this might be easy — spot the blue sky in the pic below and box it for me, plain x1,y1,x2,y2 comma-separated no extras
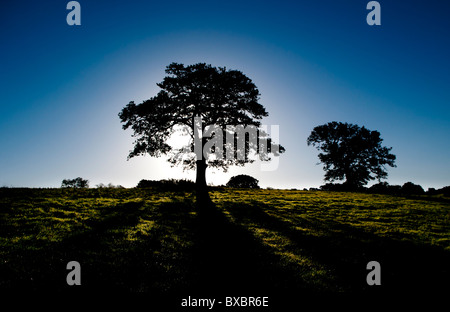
0,0,449,189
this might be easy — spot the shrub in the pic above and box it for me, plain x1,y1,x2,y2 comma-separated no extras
368,182,402,195
439,186,450,196
427,186,450,196
226,175,260,189
136,179,195,191
320,183,367,192
96,183,125,189
401,182,425,195
61,177,89,188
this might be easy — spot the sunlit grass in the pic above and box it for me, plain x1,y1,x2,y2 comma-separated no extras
0,187,448,292
213,189,450,250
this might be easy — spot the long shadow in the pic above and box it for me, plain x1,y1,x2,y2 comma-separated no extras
222,202,450,296
4,193,448,304
58,199,200,294
1,200,151,291
184,201,317,301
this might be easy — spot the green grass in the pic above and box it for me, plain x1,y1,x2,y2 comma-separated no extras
0,187,449,296
215,189,450,250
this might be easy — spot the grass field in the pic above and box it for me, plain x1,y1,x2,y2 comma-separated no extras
1,187,449,300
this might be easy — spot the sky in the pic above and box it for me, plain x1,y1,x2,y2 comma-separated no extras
0,0,449,190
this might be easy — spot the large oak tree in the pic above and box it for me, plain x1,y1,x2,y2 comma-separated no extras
119,63,283,205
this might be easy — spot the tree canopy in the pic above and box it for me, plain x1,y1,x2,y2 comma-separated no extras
307,121,396,189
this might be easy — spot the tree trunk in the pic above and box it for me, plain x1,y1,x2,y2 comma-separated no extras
195,159,212,210
344,171,360,191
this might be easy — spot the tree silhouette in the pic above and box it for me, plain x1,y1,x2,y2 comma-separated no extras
119,63,283,205
401,182,425,195
307,122,396,190
226,174,260,189
61,177,89,188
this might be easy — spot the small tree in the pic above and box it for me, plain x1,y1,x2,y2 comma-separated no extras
226,174,260,189
61,177,89,188
307,122,396,190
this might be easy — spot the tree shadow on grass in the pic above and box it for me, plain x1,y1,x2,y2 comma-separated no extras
58,199,200,294
2,199,197,293
185,202,317,301
1,200,150,291
220,201,450,296
3,194,448,304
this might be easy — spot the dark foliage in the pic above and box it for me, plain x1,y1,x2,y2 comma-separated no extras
320,182,366,192
61,177,89,188
367,182,450,197
427,186,450,196
226,174,260,189
401,182,425,195
307,122,396,190
136,179,196,191
368,182,402,195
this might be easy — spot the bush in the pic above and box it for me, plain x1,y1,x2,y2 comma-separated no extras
369,181,389,193
439,186,450,196
226,175,260,189
368,182,401,195
320,183,366,192
401,182,425,195
136,179,195,191
96,183,125,189
427,186,450,196
61,177,89,188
